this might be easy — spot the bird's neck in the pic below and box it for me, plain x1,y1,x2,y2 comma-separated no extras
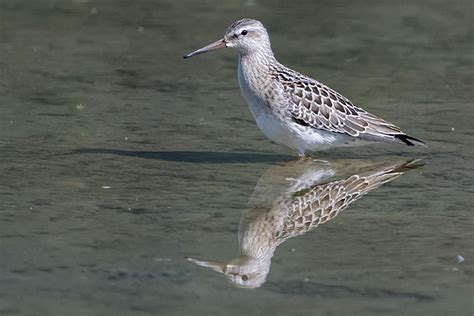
238,51,279,107
238,212,281,261
239,50,276,75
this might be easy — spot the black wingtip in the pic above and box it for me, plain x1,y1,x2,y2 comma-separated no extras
394,134,427,147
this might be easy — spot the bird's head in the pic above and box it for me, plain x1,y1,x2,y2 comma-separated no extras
183,18,272,59
186,255,271,289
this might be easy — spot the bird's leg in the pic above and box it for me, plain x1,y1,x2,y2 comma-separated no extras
297,152,312,161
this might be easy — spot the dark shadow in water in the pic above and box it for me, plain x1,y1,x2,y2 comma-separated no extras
71,148,293,164
266,280,434,301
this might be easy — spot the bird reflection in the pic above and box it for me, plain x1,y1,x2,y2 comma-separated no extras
187,159,422,288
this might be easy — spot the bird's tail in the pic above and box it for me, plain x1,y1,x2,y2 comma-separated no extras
392,134,427,147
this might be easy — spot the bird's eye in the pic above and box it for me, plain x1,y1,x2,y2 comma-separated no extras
241,30,248,36
241,275,248,281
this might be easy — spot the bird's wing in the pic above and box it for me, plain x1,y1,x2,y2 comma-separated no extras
275,160,414,240
275,69,404,139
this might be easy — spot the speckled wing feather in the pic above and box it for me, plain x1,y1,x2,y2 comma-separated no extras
272,66,412,142
274,161,410,241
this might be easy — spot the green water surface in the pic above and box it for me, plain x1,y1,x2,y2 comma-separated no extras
0,1,473,315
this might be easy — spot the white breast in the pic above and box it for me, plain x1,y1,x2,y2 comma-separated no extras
238,59,295,145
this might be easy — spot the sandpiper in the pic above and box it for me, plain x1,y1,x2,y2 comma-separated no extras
184,18,425,156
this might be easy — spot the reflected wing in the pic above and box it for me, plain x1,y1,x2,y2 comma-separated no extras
274,160,415,240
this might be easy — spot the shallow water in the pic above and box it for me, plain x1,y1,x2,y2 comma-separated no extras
0,0,473,315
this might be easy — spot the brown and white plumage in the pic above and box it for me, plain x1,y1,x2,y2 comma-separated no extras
184,18,426,155
186,159,422,288
273,65,424,146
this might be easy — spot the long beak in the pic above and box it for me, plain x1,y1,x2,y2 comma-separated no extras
186,257,226,273
183,38,227,59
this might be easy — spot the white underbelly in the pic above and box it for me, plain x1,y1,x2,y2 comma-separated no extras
253,108,298,147
246,98,335,152
247,97,368,154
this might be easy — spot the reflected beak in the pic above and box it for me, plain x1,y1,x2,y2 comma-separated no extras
183,38,227,59
186,257,226,274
